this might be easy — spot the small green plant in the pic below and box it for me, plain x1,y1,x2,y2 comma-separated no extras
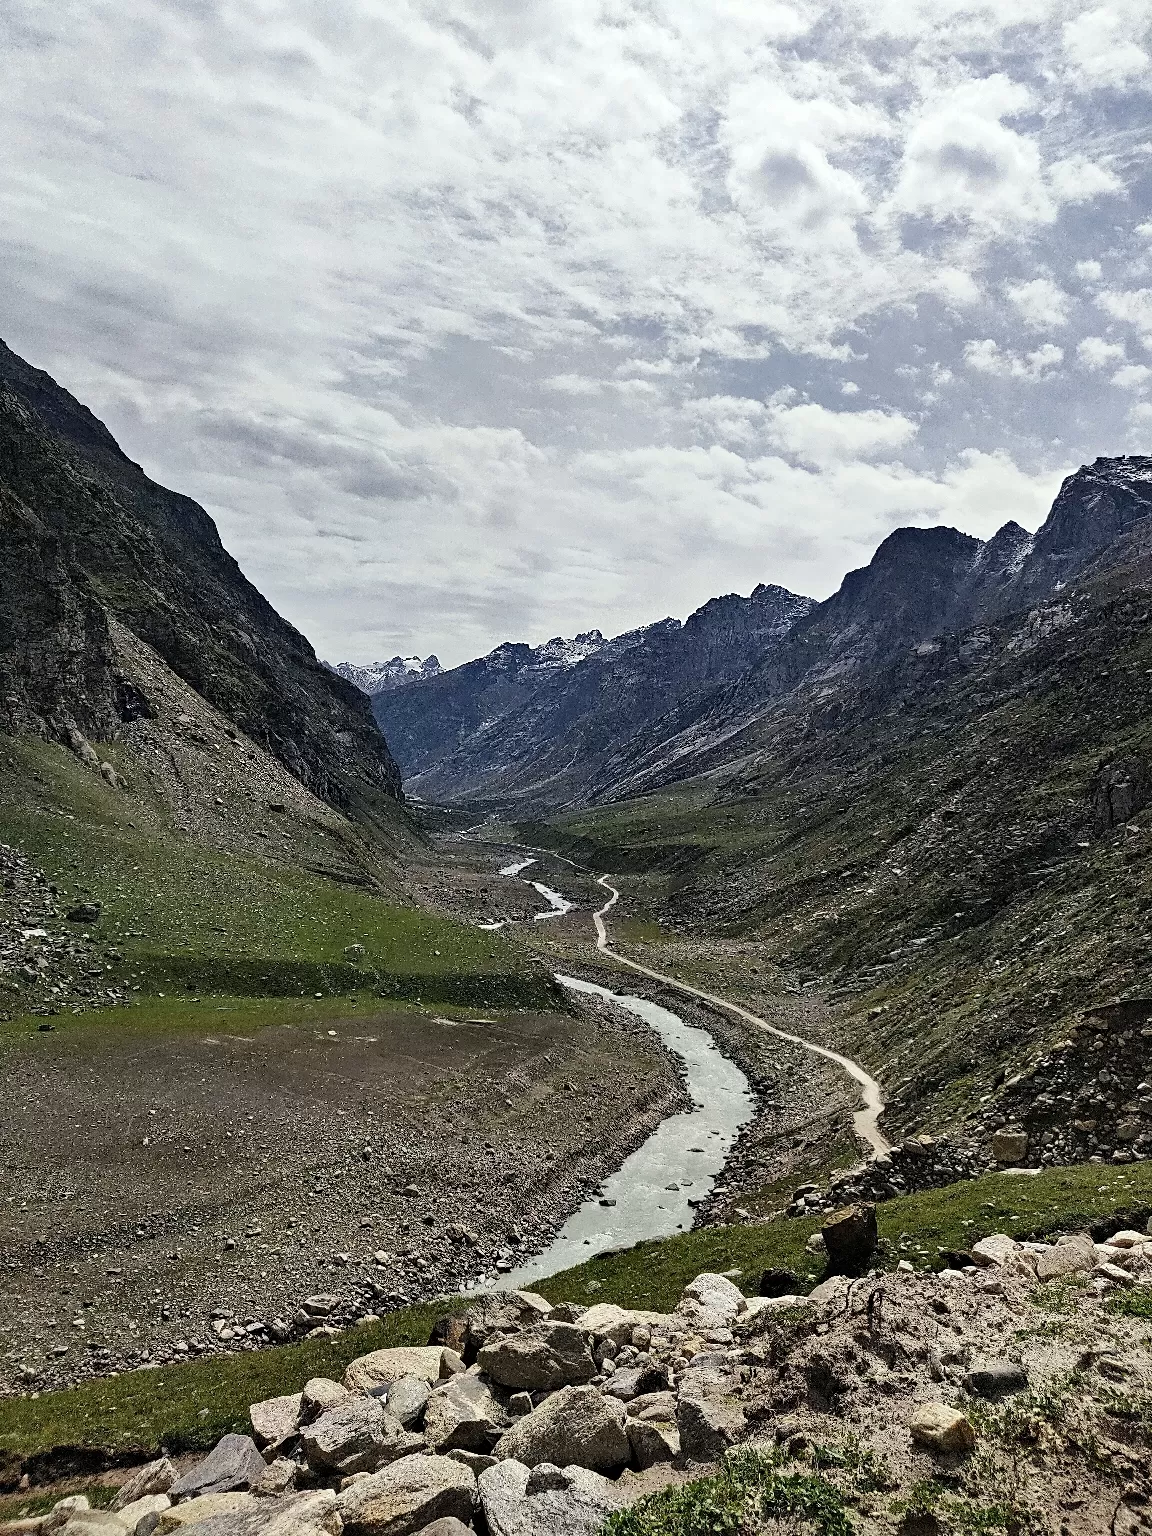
809,1434,898,1492
1106,1287,1152,1319
602,1448,856,1536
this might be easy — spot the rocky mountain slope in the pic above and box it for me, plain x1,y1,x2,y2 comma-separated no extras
330,656,443,695
376,588,814,807
381,457,1152,816
0,339,402,821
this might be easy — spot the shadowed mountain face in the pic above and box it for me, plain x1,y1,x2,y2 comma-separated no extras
0,340,402,817
375,456,1152,812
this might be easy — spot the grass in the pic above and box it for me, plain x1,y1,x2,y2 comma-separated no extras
0,738,555,1010
5,1161,1152,1473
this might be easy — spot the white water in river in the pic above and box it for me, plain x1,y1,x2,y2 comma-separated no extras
494,974,754,1290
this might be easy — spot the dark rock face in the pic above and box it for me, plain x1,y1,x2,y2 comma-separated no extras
0,341,402,815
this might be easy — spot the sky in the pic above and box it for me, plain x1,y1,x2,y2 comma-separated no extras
4,1,1152,667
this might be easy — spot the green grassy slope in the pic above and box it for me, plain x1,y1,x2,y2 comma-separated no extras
2,1163,1149,1474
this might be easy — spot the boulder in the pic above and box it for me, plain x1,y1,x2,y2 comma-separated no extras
575,1304,670,1345
821,1204,877,1275
626,1417,679,1469
909,1404,976,1454
478,1459,624,1536
991,1130,1029,1165
1036,1234,1095,1281
345,1346,450,1394
424,1374,508,1453
252,1460,299,1497
417,1522,474,1536
112,1460,177,1511
301,1378,350,1420
162,1491,341,1536
676,1274,745,1327
57,1517,127,1536
494,1385,630,1472
300,1396,423,1475
156,1495,258,1531
601,1362,670,1402
250,1392,303,1448
336,1453,476,1536
970,1235,1020,1268
964,1360,1029,1398
168,1435,267,1501
114,1495,170,1533
741,1295,806,1319
676,1396,745,1462
478,1322,596,1391
385,1375,431,1429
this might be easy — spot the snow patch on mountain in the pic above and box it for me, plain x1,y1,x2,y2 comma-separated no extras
329,655,442,695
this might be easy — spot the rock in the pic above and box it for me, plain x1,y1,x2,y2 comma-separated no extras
156,1495,258,1531
970,1234,1020,1268
344,1346,451,1394
56,1516,127,1536
66,902,102,923
478,1460,623,1536
161,1493,340,1536
676,1396,746,1462
250,1392,303,1447
385,1374,431,1429
168,1435,267,1501
416,1522,474,1536
677,1274,745,1327
494,1385,630,1472
1096,1260,1135,1286
575,1304,670,1345
336,1453,476,1536
302,1378,350,1420
445,1449,497,1474
300,1395,424,1475
252,1460,299,1497
909,1404,976,1454
114,1495,170,1533
741,1295,806,1319
758,1268,801,1298
626,1417,679,1469
478,1322,596,1391
113,1461,178,1511
511,1291,553,1321
1036,1234,1095,1281
821,1203,878,1275
424,1374,508,1453
991,1130,1029,1165
601,1361,670,1402
964,1360,1029,1398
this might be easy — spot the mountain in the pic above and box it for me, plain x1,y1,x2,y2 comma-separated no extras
329,655,443,695
0,338,402,818
373,586,814,806
382,456,1152,812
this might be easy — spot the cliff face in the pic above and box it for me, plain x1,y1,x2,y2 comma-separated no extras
0,341,402,817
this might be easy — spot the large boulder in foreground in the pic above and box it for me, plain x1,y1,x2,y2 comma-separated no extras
478,1458,626,1536
478,1321,596,1391
344,1346,451,1393
168,1435,267,1502
300,1396,423,1474
336,1454,476,1536
494,1385,630,1472
423,1373,509,1452
167,1491,342,1535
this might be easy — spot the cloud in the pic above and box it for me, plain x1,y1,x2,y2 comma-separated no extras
1063,4,1151,89
762,402,918,466
1097,288,1152,338
963,339,1064,379
1112,363,1152,391
1078,335,1127,368
1006,277,1071,329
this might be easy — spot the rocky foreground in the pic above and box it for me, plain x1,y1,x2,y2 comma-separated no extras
13,1208,1152,1535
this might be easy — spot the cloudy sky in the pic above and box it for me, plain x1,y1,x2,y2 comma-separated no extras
4,0,1152,666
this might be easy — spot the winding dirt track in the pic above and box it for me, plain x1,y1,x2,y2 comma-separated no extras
591,875,890,1159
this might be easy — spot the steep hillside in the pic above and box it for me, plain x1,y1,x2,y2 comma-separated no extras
378,585,813,807
0,340,402,821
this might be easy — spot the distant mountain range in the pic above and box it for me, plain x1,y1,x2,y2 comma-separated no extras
329,655,443,695
372,456,1152,811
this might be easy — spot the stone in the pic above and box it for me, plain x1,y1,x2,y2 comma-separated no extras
416,1522,474,1536
677,1274,745,1327
57,1517,127,1536
909,1404,976,1454
66,902,102,923
601,1361,671,1401
385,1374,431,1429
301,1395,424,1475
252,1460,298,1497
758,1268,801,1298
991,1130,1029,1165
821,1204,878,1275
970,1234,1019,1268
114,1495,170,1533
575,1304,670,1345
1036,1234,1095,1281
478,1322,596,1391
336,1453,476,1536
161,1492,341,1536
344,1346,451,1394
676,1396,746,1462
156,1495,258,1531
1096,1260,1135,1286
741,1295,806,1319
445,1449,497,1474
964,1360,1029,1398
495,1385,630,1472
478,1459,624,1536
424,1374,508,1453
250,1392,303,1447
511,1291,553,1321
302,1378,350,1420
626,1417,679,1469
113,1460,178,1511
168,1435,267,1502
